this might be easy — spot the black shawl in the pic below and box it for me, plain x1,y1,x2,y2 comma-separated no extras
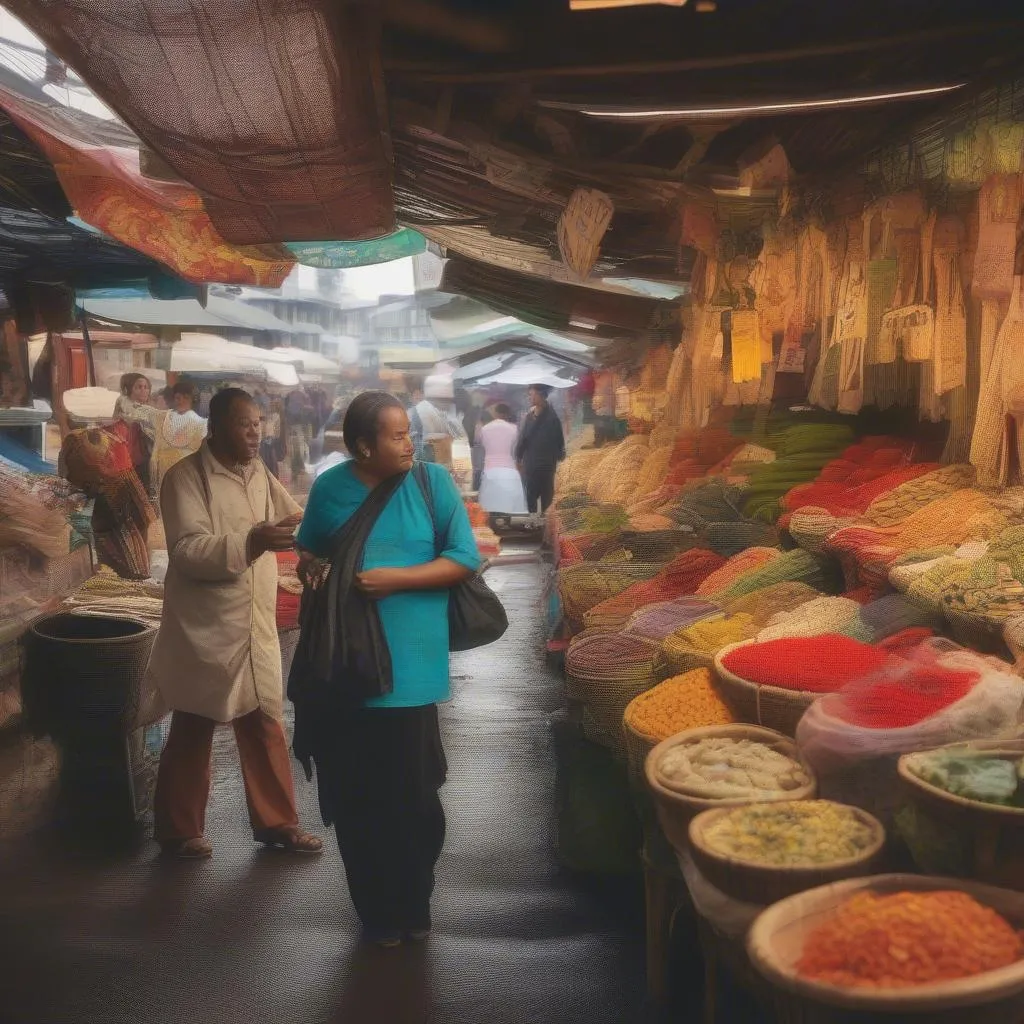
288,470,406,780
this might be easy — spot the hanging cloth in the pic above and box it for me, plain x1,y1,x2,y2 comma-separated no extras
973,174,1024,302
729,309,762,384
970,276,1024,486
932,214,968,397
831,222,869,414
689,303,727,429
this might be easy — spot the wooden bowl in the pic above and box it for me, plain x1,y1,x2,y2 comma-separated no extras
644,724,817,854
898,742,1024,825
898,741,1024,889
713,642,822,738
688,801,885,905
748,873,1024,1017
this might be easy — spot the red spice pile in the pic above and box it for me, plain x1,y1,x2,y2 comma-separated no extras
722,632,979,727
722,634,889,693
778,437,937,528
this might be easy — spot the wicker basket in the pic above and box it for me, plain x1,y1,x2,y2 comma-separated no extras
624,717,659,787
713,642,821,737
898,741,1024,890
644,724,817,854
23,613,156,736
688,802,885,906
748,873,1024,1023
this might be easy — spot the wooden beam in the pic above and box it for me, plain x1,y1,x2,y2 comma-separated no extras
383,20,1024,83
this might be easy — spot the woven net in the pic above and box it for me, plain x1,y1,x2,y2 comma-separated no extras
10,0,394,245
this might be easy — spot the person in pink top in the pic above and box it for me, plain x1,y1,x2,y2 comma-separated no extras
477,404,527,514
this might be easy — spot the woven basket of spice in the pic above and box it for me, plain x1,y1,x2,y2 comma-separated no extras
898,741,1024,890
644,724,816,853
748,874,1024,1022
713,642,823,737
622,668,734,786
688,800,885,906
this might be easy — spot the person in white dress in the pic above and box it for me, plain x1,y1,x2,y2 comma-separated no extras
478,404,527,515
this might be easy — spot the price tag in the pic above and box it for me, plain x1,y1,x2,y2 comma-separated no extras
777,342,806,374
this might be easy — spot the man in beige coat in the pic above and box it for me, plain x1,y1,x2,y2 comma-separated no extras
148,387,322,859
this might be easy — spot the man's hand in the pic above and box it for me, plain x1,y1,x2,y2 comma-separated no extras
248,522,297,560
297,550,330,589
355,568,408,600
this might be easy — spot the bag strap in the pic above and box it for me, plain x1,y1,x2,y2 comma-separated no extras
412,462,441,555
325,468,407,562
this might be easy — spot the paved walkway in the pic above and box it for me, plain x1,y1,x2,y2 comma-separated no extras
0,556,653,1024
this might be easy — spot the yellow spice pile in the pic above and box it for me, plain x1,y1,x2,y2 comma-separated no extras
624,668,734,742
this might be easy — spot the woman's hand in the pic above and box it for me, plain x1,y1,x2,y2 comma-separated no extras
355,567,409,599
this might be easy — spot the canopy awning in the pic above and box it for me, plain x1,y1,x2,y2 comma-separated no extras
167,333,300,386
456,350,580,389
81,295,308,336
271,347,341,375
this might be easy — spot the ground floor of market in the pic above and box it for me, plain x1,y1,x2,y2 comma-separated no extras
0,554,681,1024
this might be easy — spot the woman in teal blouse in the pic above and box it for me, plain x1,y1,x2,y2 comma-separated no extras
294,391,480,948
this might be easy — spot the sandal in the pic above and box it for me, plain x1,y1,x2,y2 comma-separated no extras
254,826,323,855
160,836,213,860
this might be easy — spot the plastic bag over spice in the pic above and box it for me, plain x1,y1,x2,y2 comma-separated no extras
796,638,1024,774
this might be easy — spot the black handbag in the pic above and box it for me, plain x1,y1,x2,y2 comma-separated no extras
412,463,509,652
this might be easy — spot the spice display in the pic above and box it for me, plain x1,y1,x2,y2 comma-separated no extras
907,749,1024,806
583,548,726,629
624,669,734,741
700,801,877,866
623,598,720,642
720,634,888,692
655,736,810,799
796,890,1023,988
861,464,977,527
755,596,861,641
714,548,839,603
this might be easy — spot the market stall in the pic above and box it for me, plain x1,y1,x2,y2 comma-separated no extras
533,78,1024,1018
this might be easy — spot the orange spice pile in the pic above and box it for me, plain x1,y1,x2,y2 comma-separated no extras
797,891,1023,989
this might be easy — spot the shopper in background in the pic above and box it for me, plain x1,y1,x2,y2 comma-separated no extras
405,375,427,461
113,371,157,495
292,390,481,948
154,379,207,496
465,403,489,492
148,387,323,860
515,383,565,514
479,404,527,515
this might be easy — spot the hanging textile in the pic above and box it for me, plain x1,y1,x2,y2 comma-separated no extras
753,221,798,348
8,0,394,246
931,215,968,397
689,304,728,429
0,86,293,287
972,174,1024,302
729,309,762,384
285,229,426,269
863,260,899,365
970,276,1024,487
812,221,867,414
